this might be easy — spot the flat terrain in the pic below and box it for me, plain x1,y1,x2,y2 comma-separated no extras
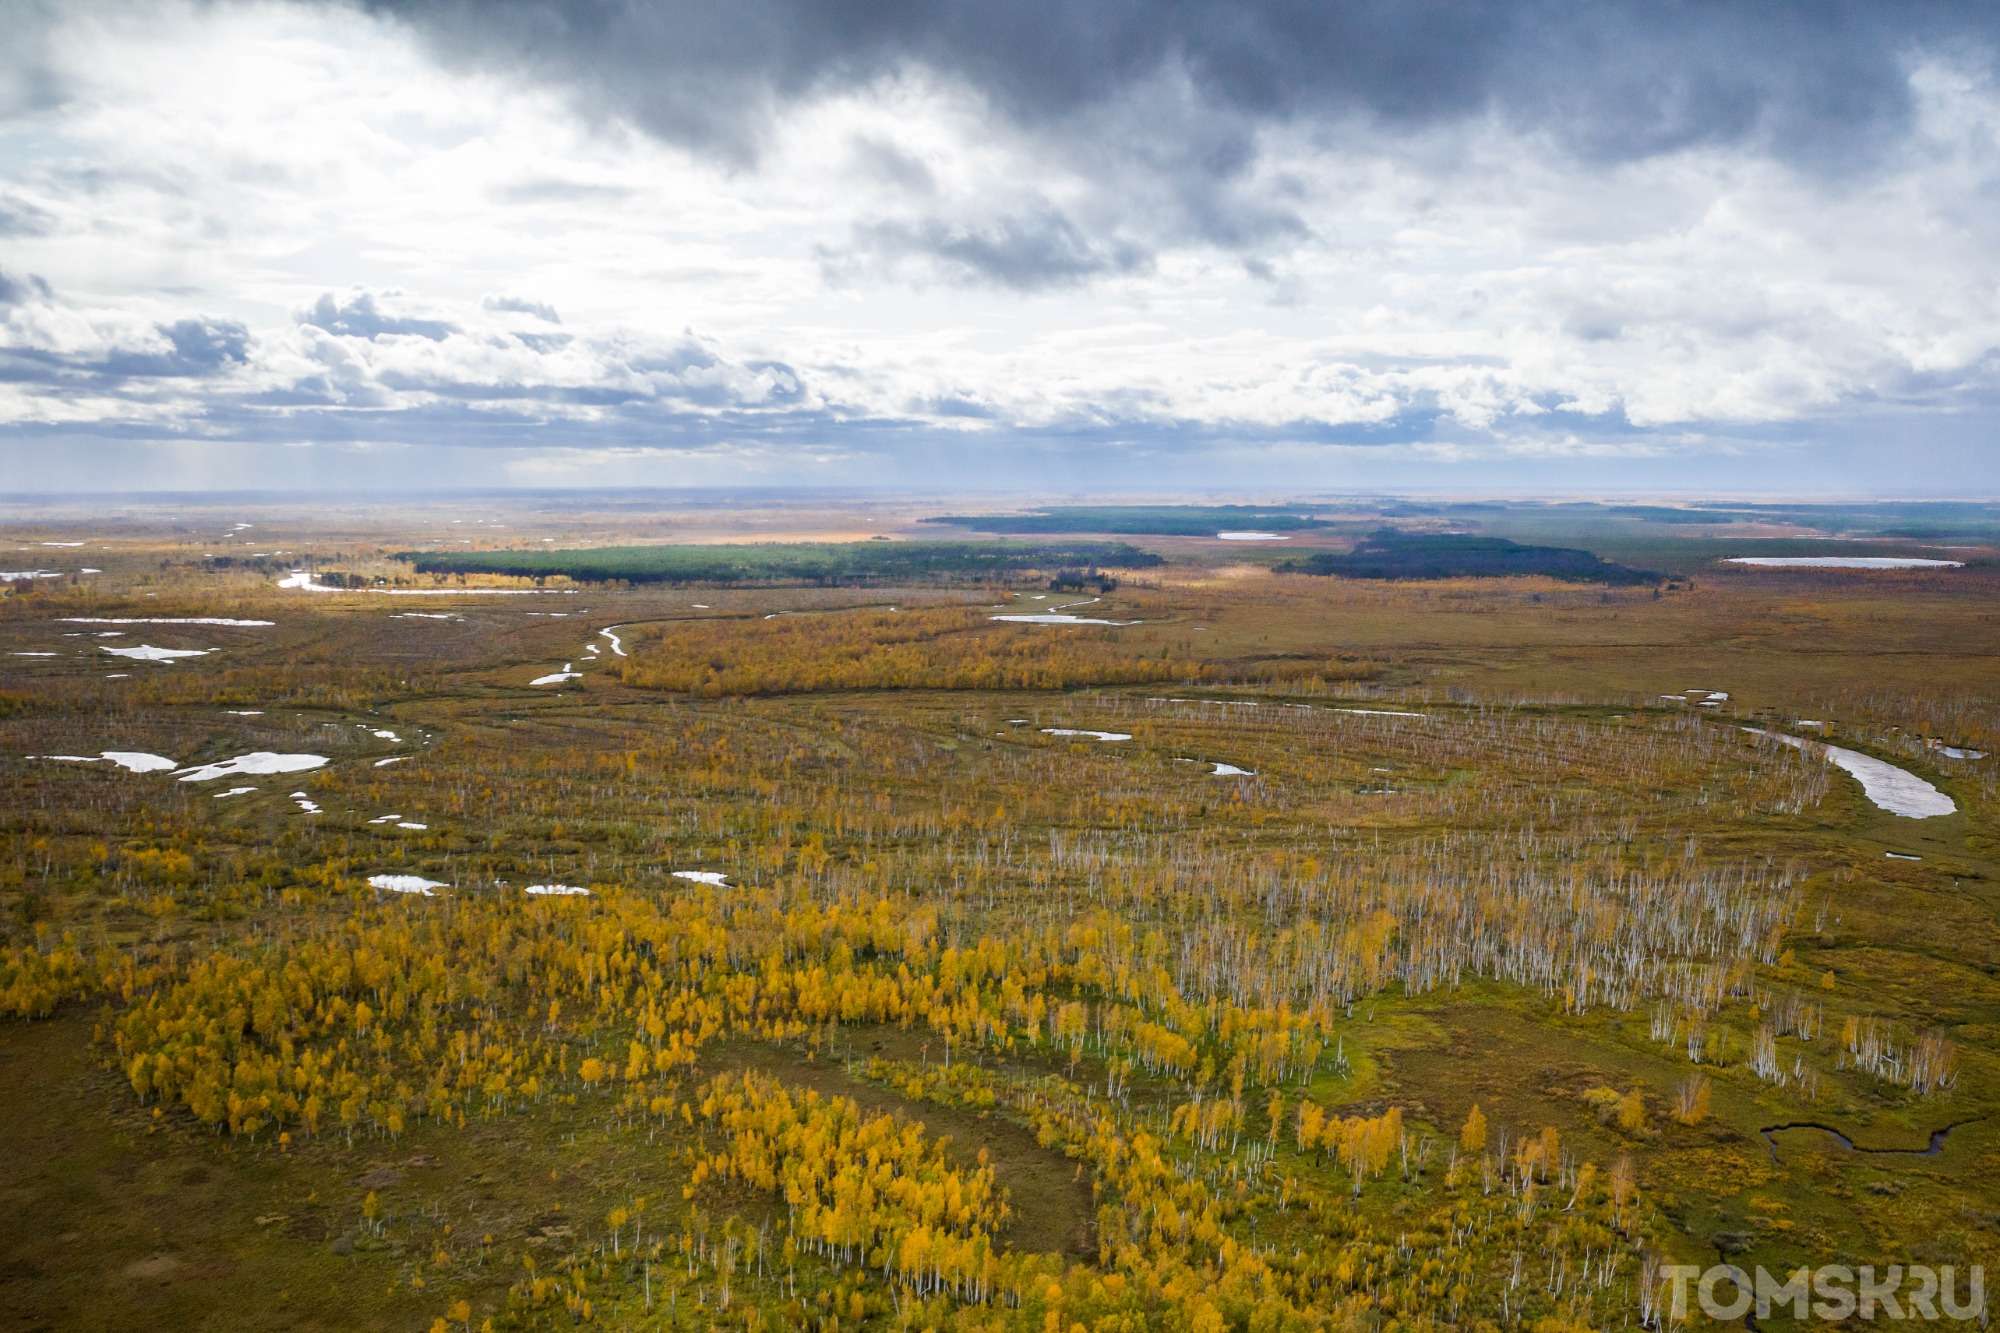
1,498,1996,1331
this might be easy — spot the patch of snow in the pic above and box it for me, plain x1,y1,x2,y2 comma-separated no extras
397,822,427,830
62,617,274,626
1726,557,1963,569
525,883,590,896
11,652,57,657
290,793,322,814
530,663,582,685
371,729,400,741
1209,762,1255,776
368,873,444,895
1886,852,1922,861
101,644,210,661
176,752,329,782
32,755,101,763
1043,728,1133,741
102,751,180,773
1335,707,1428,718
0,572,62,581
1926,739,1989,760
599,627,627,657
223,710,263,716
990,613,1135,625
214,787,257,799
367,814,402,824
672,870,729,886
1746,729,1957,818
40,541,84,547
1216,531,1289,541
373,756,408,767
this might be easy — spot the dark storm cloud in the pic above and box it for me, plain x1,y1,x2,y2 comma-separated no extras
100,318,253,378
300,290,456,340
358,0,1999,175
0,269,54,307
832,209,1152,290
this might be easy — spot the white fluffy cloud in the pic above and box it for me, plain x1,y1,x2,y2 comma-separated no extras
2,1,1999,489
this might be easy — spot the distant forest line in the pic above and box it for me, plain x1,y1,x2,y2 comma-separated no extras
398,541,1164,586
1278,532,1661,584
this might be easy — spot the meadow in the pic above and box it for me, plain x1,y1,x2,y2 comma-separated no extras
1,502,1996,1332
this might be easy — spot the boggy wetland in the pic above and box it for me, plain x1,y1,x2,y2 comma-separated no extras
2,497,1998,1333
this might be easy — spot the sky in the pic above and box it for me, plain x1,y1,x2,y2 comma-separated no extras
2,0,1999,495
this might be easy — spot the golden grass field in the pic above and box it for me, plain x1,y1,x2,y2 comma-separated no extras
1,501,1996,1331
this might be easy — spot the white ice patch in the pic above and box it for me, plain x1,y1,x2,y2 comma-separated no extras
530,663,582,685
213,787,257,799
371,729,400,741
101,644,210,661
176,752,329,782
223,709,264,715
1926,739,1989,759
398,822,427,830
1886,852,1922,861
62,617,274,626
290,792,322,814
367,814,403,824
1334,707,1428,718
1746,729,1957,818
989,613,1134,625
11,652,57,657
598,627,627,657
525,883,590,896
1043,728,1133,741
0,571,63,580
1726,557,1963,569
671,870,729,886
102,751,180,773
1175,758,1256,776
368,873,445,895
373,756,408,767
1216,531,1289,540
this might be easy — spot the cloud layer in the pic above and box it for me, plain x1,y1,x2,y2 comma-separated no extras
2,0,1999,490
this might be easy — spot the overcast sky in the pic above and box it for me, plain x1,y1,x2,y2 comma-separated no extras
3,0,1999,494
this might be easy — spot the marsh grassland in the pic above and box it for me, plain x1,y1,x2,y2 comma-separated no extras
2,506,1997,1332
